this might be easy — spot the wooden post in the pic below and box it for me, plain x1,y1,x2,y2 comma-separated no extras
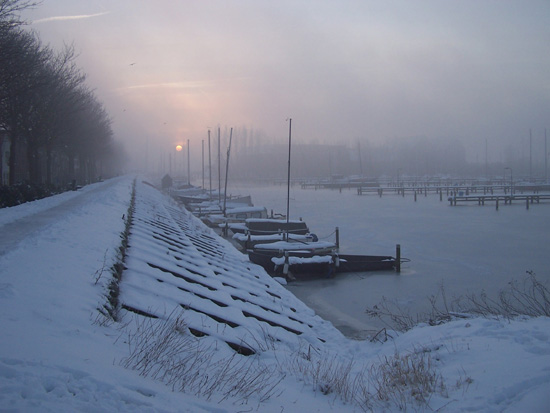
496,198,499,210
440,191,443,202
414,191,417,202
335,227,340,250
396,244,401,273
526,197,530,210
283,251,290,277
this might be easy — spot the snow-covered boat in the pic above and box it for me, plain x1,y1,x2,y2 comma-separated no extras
228,218,309,236
248,241,396,280
202,205,268,227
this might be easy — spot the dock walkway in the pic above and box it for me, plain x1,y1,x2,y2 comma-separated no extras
448,193,550,209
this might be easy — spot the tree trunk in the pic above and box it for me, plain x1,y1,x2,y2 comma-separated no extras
26,140,40,184
8,132,17,185
46,145,52,186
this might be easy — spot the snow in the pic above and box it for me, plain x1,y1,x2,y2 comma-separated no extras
272,255,334,266
232,232,311,243
253,240,337,251
1,175,550,412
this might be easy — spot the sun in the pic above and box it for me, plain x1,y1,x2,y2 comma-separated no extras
175,144,183,152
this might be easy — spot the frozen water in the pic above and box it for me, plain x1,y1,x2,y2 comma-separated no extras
237,183,550,334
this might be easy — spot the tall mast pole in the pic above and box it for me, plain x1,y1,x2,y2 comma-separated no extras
218,127,221,203
358,141,363,176
545,129,548,182
286,118,292,228
202,138,205,189
485,138,489,179
223,128,233,216
208,130,212,198
529,129,533,182
187,138,190,185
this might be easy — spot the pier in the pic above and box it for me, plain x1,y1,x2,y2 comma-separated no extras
448,193,550,209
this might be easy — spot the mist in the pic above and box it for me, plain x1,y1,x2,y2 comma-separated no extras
22,0,550,173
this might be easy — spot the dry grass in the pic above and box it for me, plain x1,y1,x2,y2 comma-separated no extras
111,309,452,411
287,341,450,412
118,312,285,405
366,272,550,333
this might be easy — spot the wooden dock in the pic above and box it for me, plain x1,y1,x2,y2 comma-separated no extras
448,193,550,209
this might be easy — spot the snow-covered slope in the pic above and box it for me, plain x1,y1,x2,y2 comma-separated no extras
1,176,549,412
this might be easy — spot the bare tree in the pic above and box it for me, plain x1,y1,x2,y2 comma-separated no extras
1,1,123,188
0,0,41,29
0,27,49,184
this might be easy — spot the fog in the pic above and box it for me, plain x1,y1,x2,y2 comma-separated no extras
23,1,550,170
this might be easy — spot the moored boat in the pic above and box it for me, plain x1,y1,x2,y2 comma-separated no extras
248,246,396,280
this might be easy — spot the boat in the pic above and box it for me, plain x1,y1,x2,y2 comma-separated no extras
234,232,314,250
228,217,309,235
248,248,335,278
245,119,397,279
334,254,396,272
202,205,268,227
248,247,396,279
247,239,337,278
188,195,253,214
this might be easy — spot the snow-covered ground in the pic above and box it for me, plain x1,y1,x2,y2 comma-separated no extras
1,175,549,412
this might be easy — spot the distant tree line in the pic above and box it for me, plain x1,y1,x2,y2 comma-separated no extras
0,0,125,196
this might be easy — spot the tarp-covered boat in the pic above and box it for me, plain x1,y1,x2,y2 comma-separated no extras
248,245,396,279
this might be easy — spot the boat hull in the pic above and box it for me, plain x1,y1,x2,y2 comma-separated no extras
248,250,396,279
335,254,396,272
247,250,335,278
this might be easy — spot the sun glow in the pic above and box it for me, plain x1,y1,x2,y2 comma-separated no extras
175,144,183,152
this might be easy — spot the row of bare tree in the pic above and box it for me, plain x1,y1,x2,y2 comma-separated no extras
0,0,125,187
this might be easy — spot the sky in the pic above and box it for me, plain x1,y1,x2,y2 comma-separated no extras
21,0,550,166
1,175,549,411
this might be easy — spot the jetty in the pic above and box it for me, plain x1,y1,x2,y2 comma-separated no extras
448,193,550,209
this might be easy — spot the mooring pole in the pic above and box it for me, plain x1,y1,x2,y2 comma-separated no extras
335,227,340,250
396,244,401,273
285,118,292,241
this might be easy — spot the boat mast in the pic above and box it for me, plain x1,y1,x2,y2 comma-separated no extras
286,118,292,240
187,138,190,185
218,127,221,203
208,130,212,198
223,127,233,216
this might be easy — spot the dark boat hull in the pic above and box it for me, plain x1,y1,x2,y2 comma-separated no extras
247,250,335,278
246,220,309,236
248,250,396,279
335,254,396,272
